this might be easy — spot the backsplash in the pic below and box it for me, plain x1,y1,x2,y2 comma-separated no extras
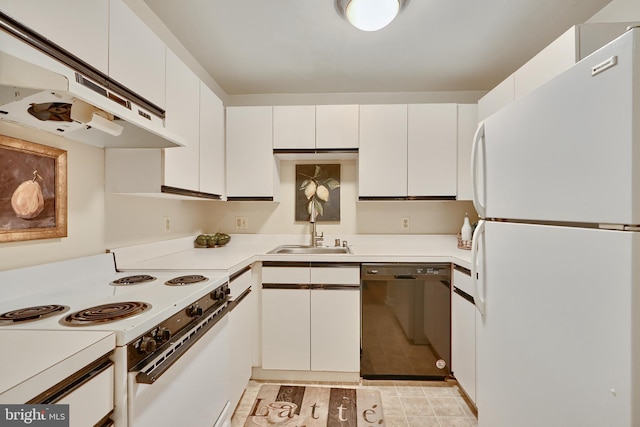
205,159,478,235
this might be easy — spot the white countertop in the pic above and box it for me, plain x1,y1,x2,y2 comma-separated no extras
0,330,115,403
114,234,473,272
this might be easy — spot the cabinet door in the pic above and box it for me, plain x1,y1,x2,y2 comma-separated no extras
477,75,515,122
452,289,476,403
199,82,225,196
229,270,255,409
407,104,457,197
456,104,478,201
273,106,315,149
315,105,359,149
109,0,166,108
0,0,109,73
163,49,200,191
311,288,360,372
226,106,275,198
358,104,408,197
514,27,577,100
261,287,310,371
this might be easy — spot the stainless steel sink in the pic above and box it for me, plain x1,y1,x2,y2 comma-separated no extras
267,245,351,254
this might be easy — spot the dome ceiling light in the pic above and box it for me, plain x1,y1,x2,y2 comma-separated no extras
336,0,409,32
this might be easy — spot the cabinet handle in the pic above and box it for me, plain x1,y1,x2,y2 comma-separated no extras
454,287,475,304
310,284,359,290
262,283,310,290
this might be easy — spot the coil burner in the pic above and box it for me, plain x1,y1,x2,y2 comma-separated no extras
0,304,69,325
110,275,157,286
62,301,151,325
165,275,208,286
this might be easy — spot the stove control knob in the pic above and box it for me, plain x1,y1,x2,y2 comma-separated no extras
139,337,157,354
155,327,171,342
188,304,203,317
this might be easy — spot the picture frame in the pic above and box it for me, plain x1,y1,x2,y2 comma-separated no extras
0,135,67,242
295,164,341,222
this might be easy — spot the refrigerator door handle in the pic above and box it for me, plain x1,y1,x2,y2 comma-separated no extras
471,122,486,218
471,219,487,316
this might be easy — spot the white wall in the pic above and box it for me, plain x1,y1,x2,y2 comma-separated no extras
0,122,106,270
227,91,486,107
206,159,477,236
0,122,209,271
587,0,640,22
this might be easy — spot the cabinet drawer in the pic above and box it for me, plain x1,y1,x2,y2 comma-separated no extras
229,268,252,298
57,364,113,427
453,266,473,296
310,266,360,285
262,267,310,284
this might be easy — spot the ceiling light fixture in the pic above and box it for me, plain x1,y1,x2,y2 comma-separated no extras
336,0,409,32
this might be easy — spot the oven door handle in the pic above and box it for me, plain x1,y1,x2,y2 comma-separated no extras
135,304,230,384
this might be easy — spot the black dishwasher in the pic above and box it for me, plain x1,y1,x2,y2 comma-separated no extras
360,263,451,380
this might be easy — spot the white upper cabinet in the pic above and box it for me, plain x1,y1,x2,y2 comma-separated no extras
109,0,166,108
226,106,278,200
358,104,408,198
273,106,316,149
0,0,110,73
315,104,359,149
478,23,633,121
456,104,479,201
163,49,200,191
360,104,460,199
272,104,359,150
478,75,515,122
105,59,225,199
407,103,457,198
199,82,225,197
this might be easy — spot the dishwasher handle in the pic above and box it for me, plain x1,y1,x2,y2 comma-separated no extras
394,274,417,280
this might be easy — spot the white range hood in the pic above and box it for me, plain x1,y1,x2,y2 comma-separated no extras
0,23,184,149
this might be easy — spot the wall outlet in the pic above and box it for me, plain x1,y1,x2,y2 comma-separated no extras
235,216,248,230
164,216,171,232
401,217,409,229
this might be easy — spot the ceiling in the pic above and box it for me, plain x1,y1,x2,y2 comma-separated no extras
142,0,613,96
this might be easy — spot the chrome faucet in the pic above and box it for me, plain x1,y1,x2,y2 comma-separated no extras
309,202,323,247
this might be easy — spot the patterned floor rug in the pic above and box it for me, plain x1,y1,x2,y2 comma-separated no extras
243,384,385,427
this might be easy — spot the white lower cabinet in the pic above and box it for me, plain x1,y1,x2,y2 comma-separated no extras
229,267,258,409
451,266,476,404
310,287,360,372
262,285,311,371
261,263,360,373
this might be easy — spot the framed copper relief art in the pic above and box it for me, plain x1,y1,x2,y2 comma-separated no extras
0,135,67,242
295,164,340,222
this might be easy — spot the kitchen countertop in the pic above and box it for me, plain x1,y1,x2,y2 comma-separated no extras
113,234,473,272
0,330,115,403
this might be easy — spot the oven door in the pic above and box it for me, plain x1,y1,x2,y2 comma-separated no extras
127,312,231,427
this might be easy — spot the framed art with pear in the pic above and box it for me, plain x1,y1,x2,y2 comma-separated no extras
0,134,67,242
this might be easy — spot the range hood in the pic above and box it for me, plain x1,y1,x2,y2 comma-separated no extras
0,15,184,149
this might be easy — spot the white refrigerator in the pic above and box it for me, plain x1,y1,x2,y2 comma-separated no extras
471,26,640,427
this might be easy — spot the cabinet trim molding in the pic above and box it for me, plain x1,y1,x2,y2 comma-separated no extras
358,195,457,201
160,185,221,200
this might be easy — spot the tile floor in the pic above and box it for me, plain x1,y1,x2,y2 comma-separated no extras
231,379,478,427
